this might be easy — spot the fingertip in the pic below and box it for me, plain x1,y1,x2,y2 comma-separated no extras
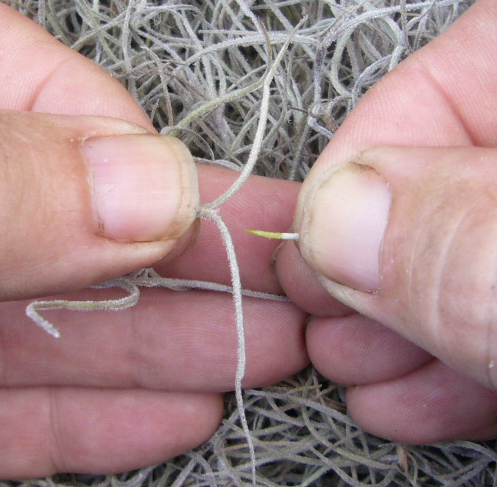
346,361,497,444
306,315,433,386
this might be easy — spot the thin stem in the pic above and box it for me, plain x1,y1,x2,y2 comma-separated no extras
199,207,256,486
26,280,140,338
202,16,308,211
246,230,300,240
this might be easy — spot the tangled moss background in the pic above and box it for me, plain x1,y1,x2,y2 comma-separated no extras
4,0,497,486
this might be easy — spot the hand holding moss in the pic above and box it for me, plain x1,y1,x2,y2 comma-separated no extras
278,0,497,444
0,5,308,478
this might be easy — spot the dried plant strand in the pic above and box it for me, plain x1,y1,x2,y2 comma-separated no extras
186,18,308,483
26,280,140,338
202,15,308,211
25,265,291,340
121,267,290,301
199,207,257,486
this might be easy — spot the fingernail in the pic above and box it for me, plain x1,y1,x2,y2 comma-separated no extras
299,163,391,292
83,134,199,242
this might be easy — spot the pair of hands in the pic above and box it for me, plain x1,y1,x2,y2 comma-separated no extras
1,0,497,478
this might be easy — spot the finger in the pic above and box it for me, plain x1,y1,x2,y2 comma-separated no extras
0,288,308,390
0,4,153,128
297,146,497,390
307,314,432,385
0,387,222,478
347,360,497,444
0,110,198,300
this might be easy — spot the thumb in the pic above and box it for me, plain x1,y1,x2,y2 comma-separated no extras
297,145,497,390
0,110,198,300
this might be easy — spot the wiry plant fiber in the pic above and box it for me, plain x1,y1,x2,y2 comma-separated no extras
7,0,497,486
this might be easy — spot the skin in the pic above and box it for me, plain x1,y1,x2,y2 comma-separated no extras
277,0,497,444
2,0,497,477
0,5,308,478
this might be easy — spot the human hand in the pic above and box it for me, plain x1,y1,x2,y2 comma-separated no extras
0,6,308,478
277,0,497,444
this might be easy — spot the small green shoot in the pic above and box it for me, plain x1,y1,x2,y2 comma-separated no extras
246,230,300,240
